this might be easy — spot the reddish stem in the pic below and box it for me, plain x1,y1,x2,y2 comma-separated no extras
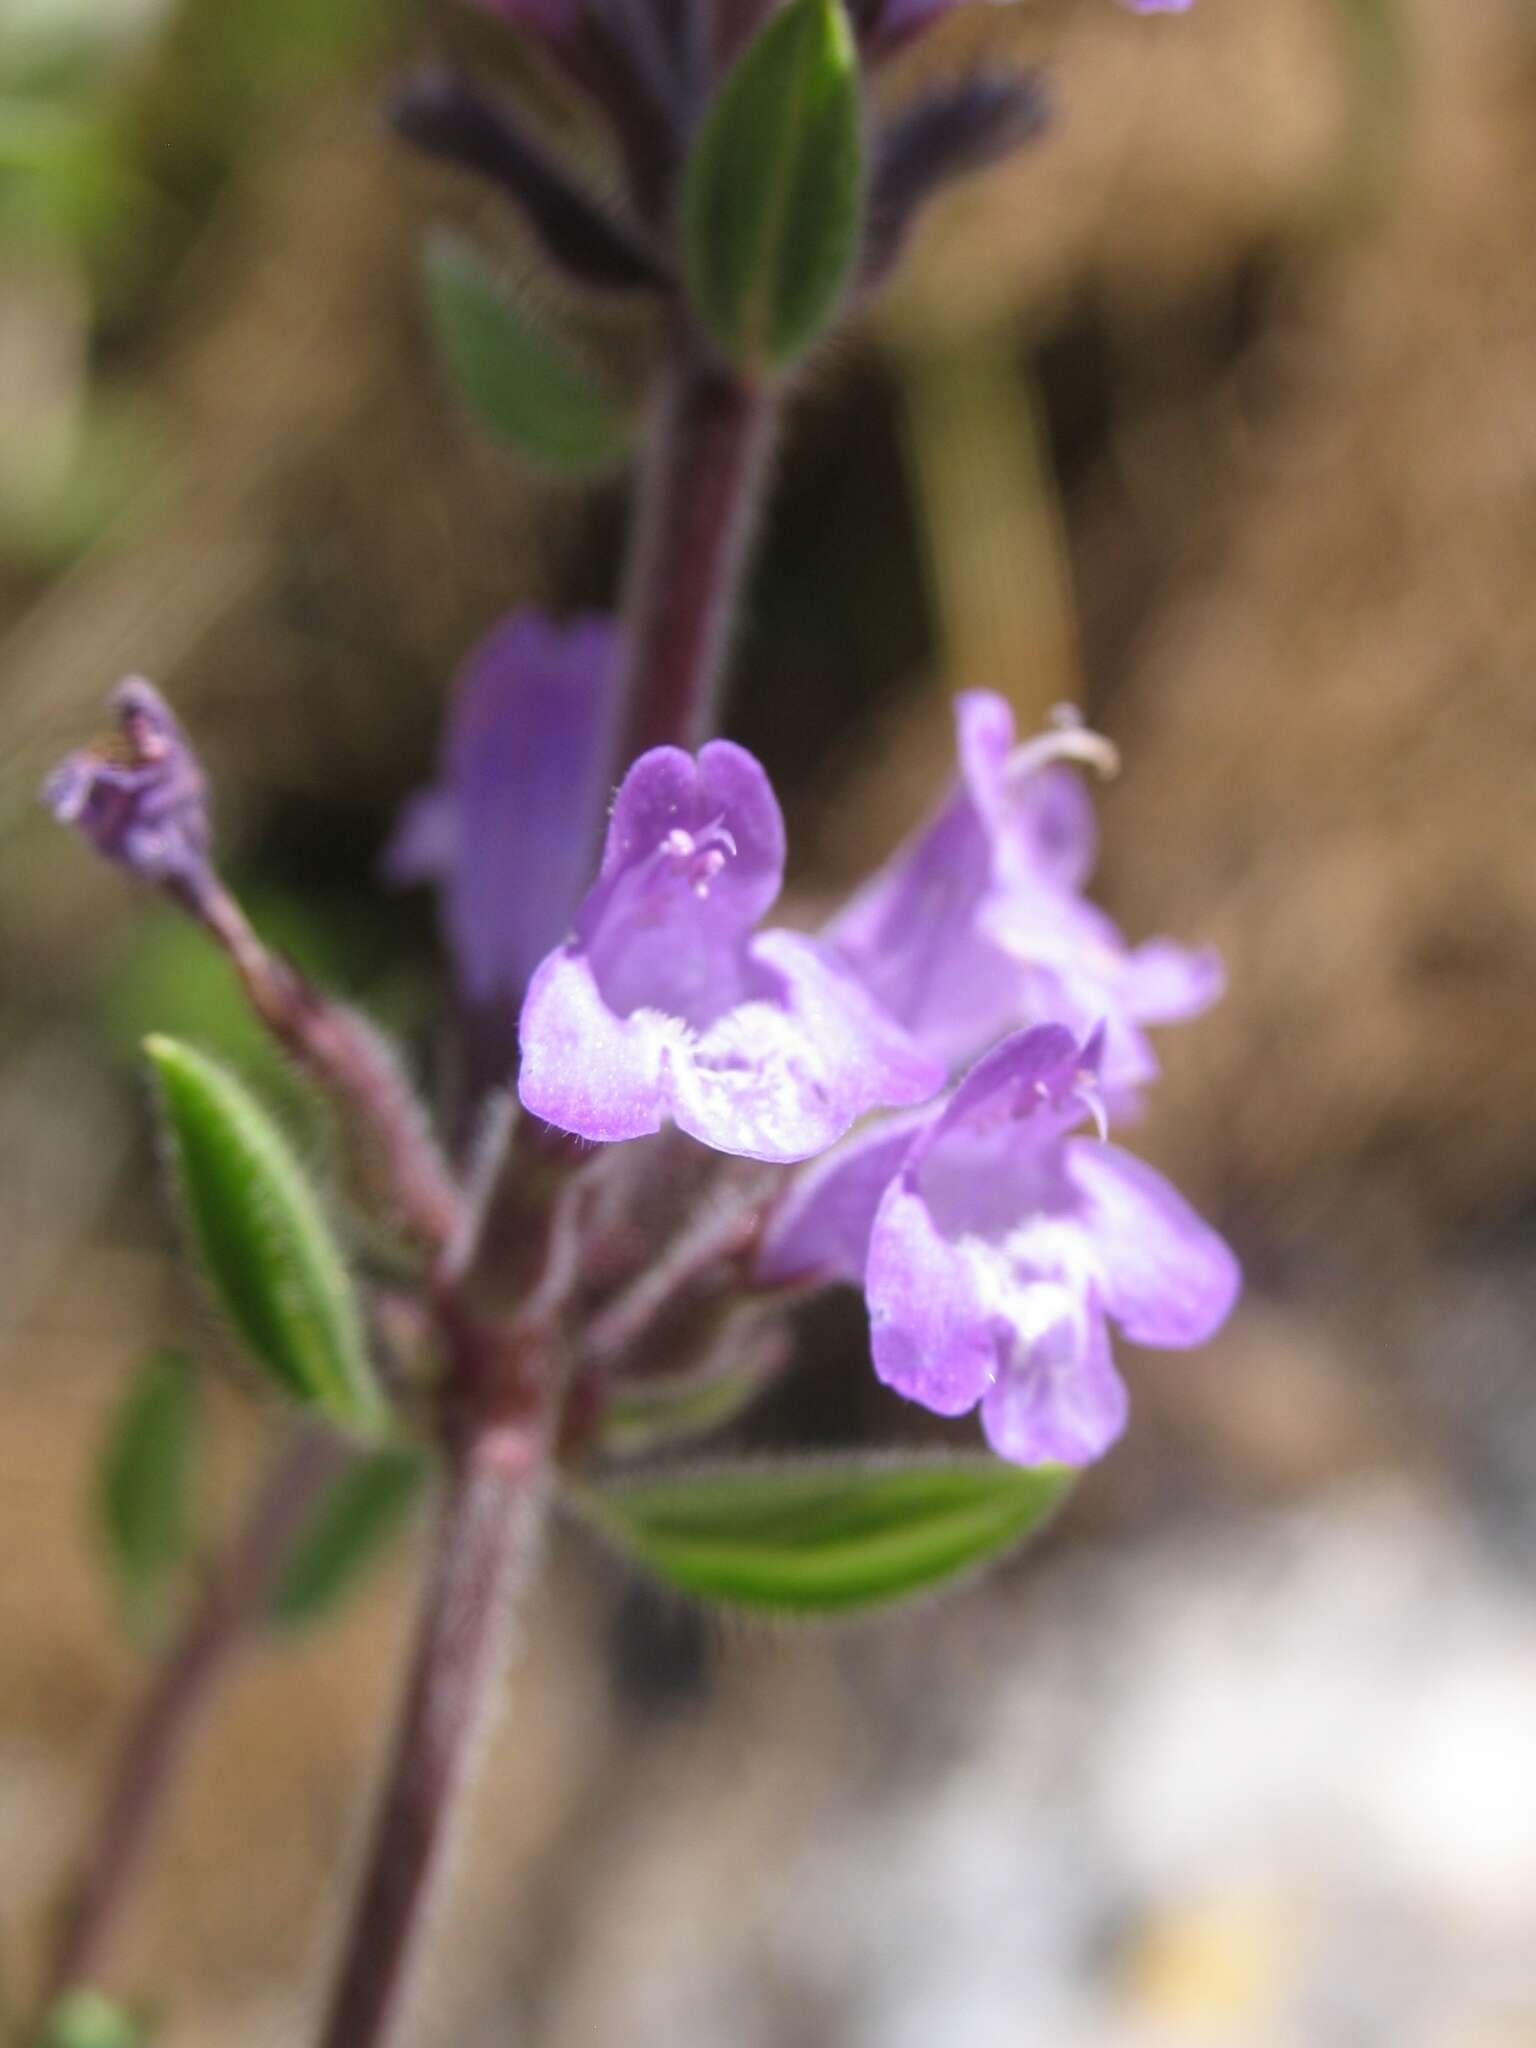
315,1407,549,2048
206,891,463,1258
605,340,776,775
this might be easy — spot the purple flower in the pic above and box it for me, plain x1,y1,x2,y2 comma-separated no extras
861,0,954,44
760,1024,1240,1467
852,0,1008,59
860,0,1185,59
385,613,615,1015
827,692,1223,1100
517,740,944,1163
43,678,215,913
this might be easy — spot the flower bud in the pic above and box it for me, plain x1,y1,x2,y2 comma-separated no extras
390,70,667,294
43,678,216,918
864,71,1049,284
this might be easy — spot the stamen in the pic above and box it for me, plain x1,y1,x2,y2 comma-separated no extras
1007,709,1119,787
691,847,728,898
1074,1071,1109,1143
1014,1065,1108,1140
696,816,737,861
658,817,738,900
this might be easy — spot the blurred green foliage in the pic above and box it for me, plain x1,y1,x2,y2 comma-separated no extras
423,229,638,473
268,1445,428,1631
0,0,403,567
97,1346,200,1645
34,1986,146,2048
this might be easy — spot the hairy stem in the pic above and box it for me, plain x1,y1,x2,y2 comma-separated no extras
46,1426,346,2003
315,1404,550,2048
605,337,776,775
310,306,774,2048
582,1162,775,1367
203,888,464,1257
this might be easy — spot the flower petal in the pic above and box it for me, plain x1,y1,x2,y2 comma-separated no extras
667,933,943,1164
521,932,942,1163
595,738,783,929
385,613,615,1010
598,745,699,877
1120,938,1225,1023
756,1110,930,1285
1005,764,1098,894
827,694,1133,1074
380,788,458,885
693,740,786,926
825,790,997,1043
517,947,673,1142
999,960,1161,1101
913,1021,1088,1167
867,1181,998,1418
956,690,1107,895
980,1298,1128,1467
951,688,1018,818
450,615,614,1005
1066,1139,1240,1348
582,740,788,1028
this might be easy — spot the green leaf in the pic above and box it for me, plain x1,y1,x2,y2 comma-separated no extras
575,1453,1073,1616
422,231,633,472
143,1037,384,1434
97,1348,198,1642
601,1365,770,1461
268,1446,428,1630
36,1989,144,2048
682,0,864,373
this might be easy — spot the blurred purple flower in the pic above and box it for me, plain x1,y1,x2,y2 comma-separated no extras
852,0,1012,59
861,0,955,43
385,613,615,1020
43,678,215,914
859,0,1191,60
518,740,943,1162
761,1024,1239,1467
827,691,1223,1100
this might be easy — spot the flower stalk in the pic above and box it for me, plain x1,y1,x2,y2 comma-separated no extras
202,888,464,1258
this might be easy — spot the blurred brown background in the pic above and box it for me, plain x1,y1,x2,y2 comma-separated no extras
4,0,1536,2041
